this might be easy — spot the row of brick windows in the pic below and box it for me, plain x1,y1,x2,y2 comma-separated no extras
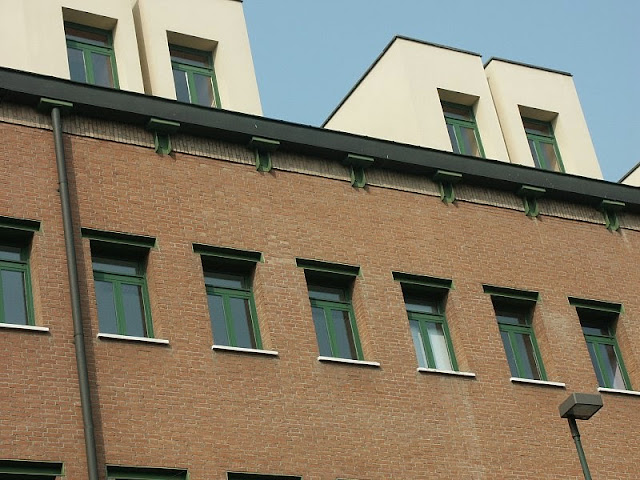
0,221,633,391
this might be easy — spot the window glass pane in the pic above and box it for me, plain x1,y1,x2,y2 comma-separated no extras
500,331,518,376
67,47,87,83
528,139,542,168
208,294,229,345
459,126,481,157
93,258,138,275
170,47,210,68
410,319,427,368
581,324,608,336
332,309,357,359
539,142,561,171
121,283,146,337
228,296,255,349
446,123,460,154
173,68,191,103
312,307,331,356
496,310,527,326
404,295,438,314
523,119,552,136
1,269,28,325
66,26,109,46
0,245,22,262
308,284,346,302
585,341,606,387
205,272,245,290
95,280,118,334
598,343,626,389
513,332,540,379
193,73,214,107
442,103,472,121
426,322,452,370
91,52,115,88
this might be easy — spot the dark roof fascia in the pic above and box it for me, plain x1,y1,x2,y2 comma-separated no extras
322,35,480,127
619,160,640,183
0,67,638,212
484,57,572,77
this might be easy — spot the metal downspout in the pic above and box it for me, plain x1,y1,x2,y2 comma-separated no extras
50,105,100,480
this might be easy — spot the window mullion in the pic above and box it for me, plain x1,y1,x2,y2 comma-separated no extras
452,124,464,154
222,293,237,346
185,70,197,104
590,338,611,388
441,318,458,371
247,293,262,349
83,48,95,85
507,329,525,378
0,269,5,324
528,330,546,380
112,281,127,335
324,306,339,357
613,342,632,389
348,306,364,360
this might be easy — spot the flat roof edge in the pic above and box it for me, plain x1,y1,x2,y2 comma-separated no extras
618,161,640,183
484,57,572,77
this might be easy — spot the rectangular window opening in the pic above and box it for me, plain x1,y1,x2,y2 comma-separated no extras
65,22,119,88
522,117,564,172
170,44,220,108
441,101,485,158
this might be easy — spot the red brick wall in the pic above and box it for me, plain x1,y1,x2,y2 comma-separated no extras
1,118,639,479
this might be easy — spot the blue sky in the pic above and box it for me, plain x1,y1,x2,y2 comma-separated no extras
243,0,639,182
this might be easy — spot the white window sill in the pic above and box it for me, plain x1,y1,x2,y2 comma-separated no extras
97,333,170,345
417,367,476,378
211,344,278,356
510,377,566,388
0,323,49,333
317,356,380,367
598,387,640,397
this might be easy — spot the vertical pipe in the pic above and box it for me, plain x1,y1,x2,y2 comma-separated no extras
568,417,592,480
51,106,100,480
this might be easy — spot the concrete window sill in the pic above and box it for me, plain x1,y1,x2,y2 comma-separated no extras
417,367,476,378
510,377,566,388
0,323,49,333
317,356,380,367
211,345,278,356
97,333,169,345
598,387,640,397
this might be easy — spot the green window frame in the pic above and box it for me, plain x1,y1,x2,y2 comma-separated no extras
522,117,564,172
170,44,221,108
0,459,64,478
297,259,363,361
0,218,39,327
441,102,485,158
195,244,263,350
65,22,119,88
484,285,546,381
84,229,155,339
570,298,631,390
106,465,188,480
228,473,301,480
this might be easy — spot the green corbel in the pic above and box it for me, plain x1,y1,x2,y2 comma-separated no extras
147,117,180,155
343,153,374,188
249,136,280,172
433,170,462,204
37,97,73,113
517,185,546,217
598,199,625,231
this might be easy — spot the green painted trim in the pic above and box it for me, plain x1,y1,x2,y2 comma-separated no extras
255,149,272,172
0,216,40,232
598,199,625,231
81,228,156,249
106,465,187,480
433,170,462,184
523,118,565,173
392,271,452,291
0,244,36,326
227,473,301,480
343,153,374,168
483,284,539,303
65,22,119,89
517,185,546,198
569,297,623,314
147,118,180,134
518,185,546,215
0,459,64,476
407,306,459,371
249,136,280,152
153,132,172,155
170,44,221,108
37,97,73,113
193,244,263,263
296,258,360,277
349,165,367,188
310,295,364,360
442,102,486,158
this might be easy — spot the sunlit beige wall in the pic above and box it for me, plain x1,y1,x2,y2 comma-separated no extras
133,0,262,115
485,59,602,178
324,38,510,162
620,165,640,186
0,0,145,92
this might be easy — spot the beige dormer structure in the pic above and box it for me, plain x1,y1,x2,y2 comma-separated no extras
0,0,262,115
324,36,604,179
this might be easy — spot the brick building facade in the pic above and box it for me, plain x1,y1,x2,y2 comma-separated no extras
0,67,639,479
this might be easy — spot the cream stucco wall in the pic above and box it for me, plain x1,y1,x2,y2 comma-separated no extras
485,59,602,179
324,38,510,163
0,0,145,92
133,0,262,115
620,164,640,187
